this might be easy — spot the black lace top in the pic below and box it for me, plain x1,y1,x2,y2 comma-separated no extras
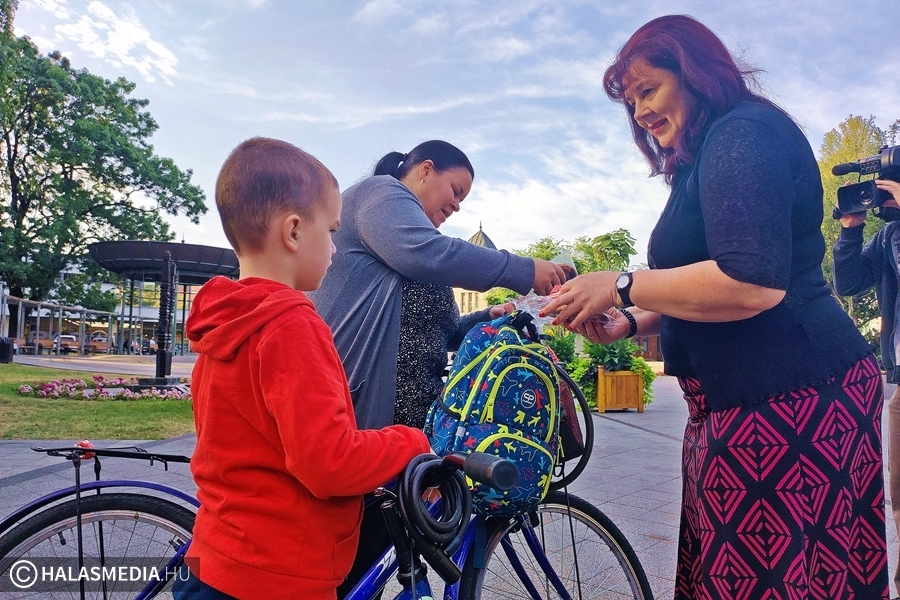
647,102,871,410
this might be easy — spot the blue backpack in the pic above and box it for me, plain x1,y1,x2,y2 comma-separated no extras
424,311,560,515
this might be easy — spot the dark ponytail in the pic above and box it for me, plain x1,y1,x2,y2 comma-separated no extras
373,140,474,180
373,151,407,178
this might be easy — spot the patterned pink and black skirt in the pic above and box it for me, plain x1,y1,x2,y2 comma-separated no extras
675,355,889,600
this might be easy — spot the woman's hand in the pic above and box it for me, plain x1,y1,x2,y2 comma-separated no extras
489,302,516,318
539,271,621,329
531,259,567,295
570,309,629,344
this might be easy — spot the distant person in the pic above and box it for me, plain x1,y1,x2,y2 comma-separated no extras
310,139,566,597
542,15,888,598
833,178,900,600
174,137,431,600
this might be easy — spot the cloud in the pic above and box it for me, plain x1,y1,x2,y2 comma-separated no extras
352,0,403,24
442,131,669,261
53,1,177,84
32,0,72,19
476,36,533,63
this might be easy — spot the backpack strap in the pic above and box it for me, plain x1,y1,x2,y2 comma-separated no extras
510,311,539,342
434,396,463,420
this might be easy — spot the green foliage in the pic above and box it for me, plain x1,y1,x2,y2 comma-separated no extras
485,287,517,305
0,0,16,38
565,356,596,410
586,338,635,371
517,237,569,261
629,356,656,405
513,230,637,276
583,338,656,405
543,326,575,364
47,273,119,313
0,34,207,302
586,229,636,272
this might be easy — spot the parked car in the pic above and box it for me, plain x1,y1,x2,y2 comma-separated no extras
87,331,111,354
53,334,81,354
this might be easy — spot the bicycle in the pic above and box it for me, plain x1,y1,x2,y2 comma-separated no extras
0,369,653,600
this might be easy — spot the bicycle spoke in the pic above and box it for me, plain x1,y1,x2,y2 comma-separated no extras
460,492,653,599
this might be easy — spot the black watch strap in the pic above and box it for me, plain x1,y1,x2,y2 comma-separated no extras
619,308,638,339
616,272,634,308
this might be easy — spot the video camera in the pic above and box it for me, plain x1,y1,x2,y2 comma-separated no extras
832,145,900,217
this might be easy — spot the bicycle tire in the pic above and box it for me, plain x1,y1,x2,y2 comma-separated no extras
0,493,195,599
459,491,653,599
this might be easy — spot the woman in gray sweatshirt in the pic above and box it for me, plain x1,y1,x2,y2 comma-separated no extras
311,140,565,431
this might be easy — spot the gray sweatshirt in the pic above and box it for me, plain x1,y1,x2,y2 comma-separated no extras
310,175,534,429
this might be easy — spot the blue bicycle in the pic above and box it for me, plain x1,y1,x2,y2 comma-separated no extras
0,375,652,599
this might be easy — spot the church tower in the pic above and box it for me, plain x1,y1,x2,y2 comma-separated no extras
454,223,494,314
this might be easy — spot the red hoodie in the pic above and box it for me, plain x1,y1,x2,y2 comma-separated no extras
185,277,430,599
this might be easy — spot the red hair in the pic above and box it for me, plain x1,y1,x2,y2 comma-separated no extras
603,15,776,183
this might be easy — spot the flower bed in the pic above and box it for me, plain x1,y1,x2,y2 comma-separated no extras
18,375,191,401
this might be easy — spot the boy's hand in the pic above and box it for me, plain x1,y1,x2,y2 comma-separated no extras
422,486,441,503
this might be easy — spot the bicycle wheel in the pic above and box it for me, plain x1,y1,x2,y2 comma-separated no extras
459,491,652,599
0,493,195,599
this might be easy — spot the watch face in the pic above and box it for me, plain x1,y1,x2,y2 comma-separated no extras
616,273,629,289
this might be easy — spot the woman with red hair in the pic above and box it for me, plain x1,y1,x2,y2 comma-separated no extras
543,15,888,599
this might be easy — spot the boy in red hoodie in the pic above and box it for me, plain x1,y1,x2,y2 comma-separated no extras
173,137,432,599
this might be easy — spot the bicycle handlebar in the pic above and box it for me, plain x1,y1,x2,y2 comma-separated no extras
395,452,519,585
442,452,519,491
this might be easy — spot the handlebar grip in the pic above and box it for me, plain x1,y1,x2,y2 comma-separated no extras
455,452,519,491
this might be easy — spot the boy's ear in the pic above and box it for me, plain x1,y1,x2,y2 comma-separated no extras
281,213,304,251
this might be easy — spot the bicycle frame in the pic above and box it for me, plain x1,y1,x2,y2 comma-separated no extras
345,507,575,600
499,522,572,599
344,506,482,600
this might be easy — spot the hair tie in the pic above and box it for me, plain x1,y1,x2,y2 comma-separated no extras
401,153,408,162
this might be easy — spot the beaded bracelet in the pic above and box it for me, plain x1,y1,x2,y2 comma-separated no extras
619,307,638,339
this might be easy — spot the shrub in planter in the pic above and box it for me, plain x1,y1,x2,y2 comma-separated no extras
583,339,655,406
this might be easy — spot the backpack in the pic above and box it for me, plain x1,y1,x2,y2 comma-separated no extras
424,311,560,516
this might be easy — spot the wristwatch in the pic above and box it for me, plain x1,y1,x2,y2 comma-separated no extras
615,272,634,308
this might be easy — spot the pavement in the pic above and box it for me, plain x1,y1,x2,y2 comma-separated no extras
1,354,898,599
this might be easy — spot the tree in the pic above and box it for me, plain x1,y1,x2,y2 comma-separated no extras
818,115,899,336
485,229,639,305
0,26,206,309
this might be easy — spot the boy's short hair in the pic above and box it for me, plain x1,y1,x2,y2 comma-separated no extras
216,137,338,255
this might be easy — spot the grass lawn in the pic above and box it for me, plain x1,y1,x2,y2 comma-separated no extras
0,364,194,440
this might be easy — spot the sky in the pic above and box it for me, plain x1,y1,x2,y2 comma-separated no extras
14,0,900,264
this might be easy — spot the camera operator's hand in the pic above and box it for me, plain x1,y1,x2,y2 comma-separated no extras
836,181,867,228
838,209,866,229
876,179,900,206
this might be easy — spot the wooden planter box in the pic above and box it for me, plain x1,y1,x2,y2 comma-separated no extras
596,368,644,413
